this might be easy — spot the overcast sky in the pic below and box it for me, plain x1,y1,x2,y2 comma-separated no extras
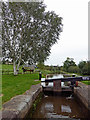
44,0,88,66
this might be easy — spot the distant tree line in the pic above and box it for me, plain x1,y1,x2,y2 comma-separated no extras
63,57,90,75
31,57,90,76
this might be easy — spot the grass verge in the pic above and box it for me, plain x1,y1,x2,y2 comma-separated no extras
2,73,40,104
81,81,90,85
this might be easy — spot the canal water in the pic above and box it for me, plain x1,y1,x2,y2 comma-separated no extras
41,74,64,87
29,95,88,119
28,74,89,119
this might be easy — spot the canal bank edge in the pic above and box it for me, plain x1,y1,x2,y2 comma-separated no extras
74,82,90,111
0,83,42,119
1,81,90,119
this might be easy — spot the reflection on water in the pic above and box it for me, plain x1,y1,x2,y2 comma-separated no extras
29,96,88,119
47,74,63,79
41,74,66,87
61,105,71,113
29,74,89,119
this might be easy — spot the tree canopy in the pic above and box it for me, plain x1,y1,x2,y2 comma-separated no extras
63,57,76,71
78,60,90,75
2,2,63,75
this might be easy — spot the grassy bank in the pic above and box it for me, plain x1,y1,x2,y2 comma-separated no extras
81,81,90,85
2,64,23,74
2,73,40,104
1,64,53,104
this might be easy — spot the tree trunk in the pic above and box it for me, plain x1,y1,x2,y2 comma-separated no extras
13,61,17,75
16,47,22,74
16,60,21,74
16,49,22,74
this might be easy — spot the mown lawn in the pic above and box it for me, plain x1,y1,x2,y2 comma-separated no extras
2,64,23,74
81,80,90,85
2,64,13,70
2,73,40,104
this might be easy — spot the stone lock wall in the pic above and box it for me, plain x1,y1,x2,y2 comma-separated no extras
0,84,42,119
74,82,90,110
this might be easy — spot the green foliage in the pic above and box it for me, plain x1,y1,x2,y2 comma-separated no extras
78,60,90,75
44,65,51,71
78,61,86,69
88,61,90,75
2,2,63,75
63,57,76,72
62,58,90,76
68,66,80,73
81,62,88,75
37,63,45,70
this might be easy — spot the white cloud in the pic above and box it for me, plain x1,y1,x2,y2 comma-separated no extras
44,0,88,65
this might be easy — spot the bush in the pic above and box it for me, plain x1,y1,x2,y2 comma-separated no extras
68,66,80,73
82,64,88,75
37,63,45,70
78,60,90,75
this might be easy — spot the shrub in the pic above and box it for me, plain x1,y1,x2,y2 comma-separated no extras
68,66,80,73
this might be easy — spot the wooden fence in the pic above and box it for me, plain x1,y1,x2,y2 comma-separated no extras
1,69,36,75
